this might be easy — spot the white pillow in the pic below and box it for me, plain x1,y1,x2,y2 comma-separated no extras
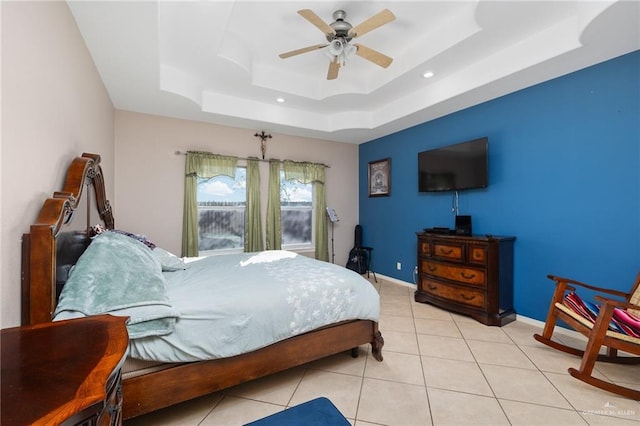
153,247,188,271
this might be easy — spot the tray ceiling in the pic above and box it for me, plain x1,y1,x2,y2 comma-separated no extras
67,1,639,144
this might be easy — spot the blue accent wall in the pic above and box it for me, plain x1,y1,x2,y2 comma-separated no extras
358,50,639,322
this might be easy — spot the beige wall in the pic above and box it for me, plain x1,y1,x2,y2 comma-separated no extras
0,1,360,329
114,111,359,263
1,1,115,328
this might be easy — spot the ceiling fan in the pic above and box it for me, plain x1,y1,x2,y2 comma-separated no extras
279,9,395,80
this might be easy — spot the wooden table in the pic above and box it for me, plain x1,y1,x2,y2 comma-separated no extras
1,315,129,425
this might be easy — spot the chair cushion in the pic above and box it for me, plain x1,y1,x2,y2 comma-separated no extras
562,292,640,337
555,303,640,344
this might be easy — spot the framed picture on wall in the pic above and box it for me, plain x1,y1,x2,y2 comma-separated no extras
368,158,391,197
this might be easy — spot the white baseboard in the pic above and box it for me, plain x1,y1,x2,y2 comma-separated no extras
374,272,417,289
374,272,586,341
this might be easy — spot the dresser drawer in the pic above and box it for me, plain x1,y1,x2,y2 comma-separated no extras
432,241,464,261
418,240,431,256
421,279,485,308
468,246,487,265
421,260,485,287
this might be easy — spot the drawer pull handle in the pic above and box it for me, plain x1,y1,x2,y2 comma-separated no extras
460,294,476,301
439,248,453,255
428,265,437,272
460,272,476,280
427,284,437,290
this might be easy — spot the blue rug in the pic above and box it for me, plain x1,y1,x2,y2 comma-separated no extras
244,397,350,426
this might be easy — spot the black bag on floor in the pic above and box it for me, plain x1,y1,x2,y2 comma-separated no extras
346,225,367,274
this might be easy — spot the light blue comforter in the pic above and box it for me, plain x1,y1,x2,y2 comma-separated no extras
128,251,380,362
53,231,179,339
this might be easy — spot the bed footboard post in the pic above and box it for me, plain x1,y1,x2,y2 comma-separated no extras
371,323,384,361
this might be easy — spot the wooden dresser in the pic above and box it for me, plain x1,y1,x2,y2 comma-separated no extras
1,315,129,425
415,232,516,326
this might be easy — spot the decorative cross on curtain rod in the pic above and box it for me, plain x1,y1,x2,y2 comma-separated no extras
254,131,272,159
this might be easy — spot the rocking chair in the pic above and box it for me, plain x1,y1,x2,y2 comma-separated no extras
533,272,640,400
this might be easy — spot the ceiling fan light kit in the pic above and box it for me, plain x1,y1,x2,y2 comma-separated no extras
279,8,395,80
325,39,356,67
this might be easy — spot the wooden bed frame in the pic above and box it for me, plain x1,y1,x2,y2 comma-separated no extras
21,153,384,419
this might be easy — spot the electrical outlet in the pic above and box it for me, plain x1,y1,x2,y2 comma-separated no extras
396,262,402,270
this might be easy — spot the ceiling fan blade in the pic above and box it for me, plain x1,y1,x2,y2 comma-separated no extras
327,57,340,80
348,9,395,38
279,44,328,59
298,9,336,36
354,44,393,68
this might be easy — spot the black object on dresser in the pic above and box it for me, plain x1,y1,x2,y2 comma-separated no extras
415,232,516,326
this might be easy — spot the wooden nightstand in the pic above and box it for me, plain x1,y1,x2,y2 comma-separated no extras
1,315,129,425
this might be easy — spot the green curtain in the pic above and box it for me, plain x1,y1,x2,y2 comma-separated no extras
182,151,238,257
244,157,263,252
313,180,328,261
283,160,328,261
266,159,282,250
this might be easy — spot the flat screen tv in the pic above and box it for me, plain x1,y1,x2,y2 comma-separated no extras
418,137,488,192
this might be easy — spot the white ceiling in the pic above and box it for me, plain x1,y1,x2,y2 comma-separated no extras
67,1,639,144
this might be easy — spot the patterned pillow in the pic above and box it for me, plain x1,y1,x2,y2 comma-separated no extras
104,229,156,250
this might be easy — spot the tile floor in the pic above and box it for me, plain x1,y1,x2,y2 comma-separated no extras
125,277,640,426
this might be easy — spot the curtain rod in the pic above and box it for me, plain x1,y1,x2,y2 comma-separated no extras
174,150,330,168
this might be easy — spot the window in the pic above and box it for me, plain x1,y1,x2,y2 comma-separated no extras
197,168,246,253
281,171,313,248
195,166,313,253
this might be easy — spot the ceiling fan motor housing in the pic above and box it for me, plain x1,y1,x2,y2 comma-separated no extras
327,10,353,42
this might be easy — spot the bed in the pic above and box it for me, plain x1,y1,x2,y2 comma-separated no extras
21,153,384,419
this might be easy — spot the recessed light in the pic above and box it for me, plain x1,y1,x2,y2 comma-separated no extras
276,97,285,103
422,71,434,79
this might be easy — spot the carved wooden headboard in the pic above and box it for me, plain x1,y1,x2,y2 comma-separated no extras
21,153,114,325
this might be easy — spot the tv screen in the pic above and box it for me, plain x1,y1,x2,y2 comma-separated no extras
418,137,488,192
